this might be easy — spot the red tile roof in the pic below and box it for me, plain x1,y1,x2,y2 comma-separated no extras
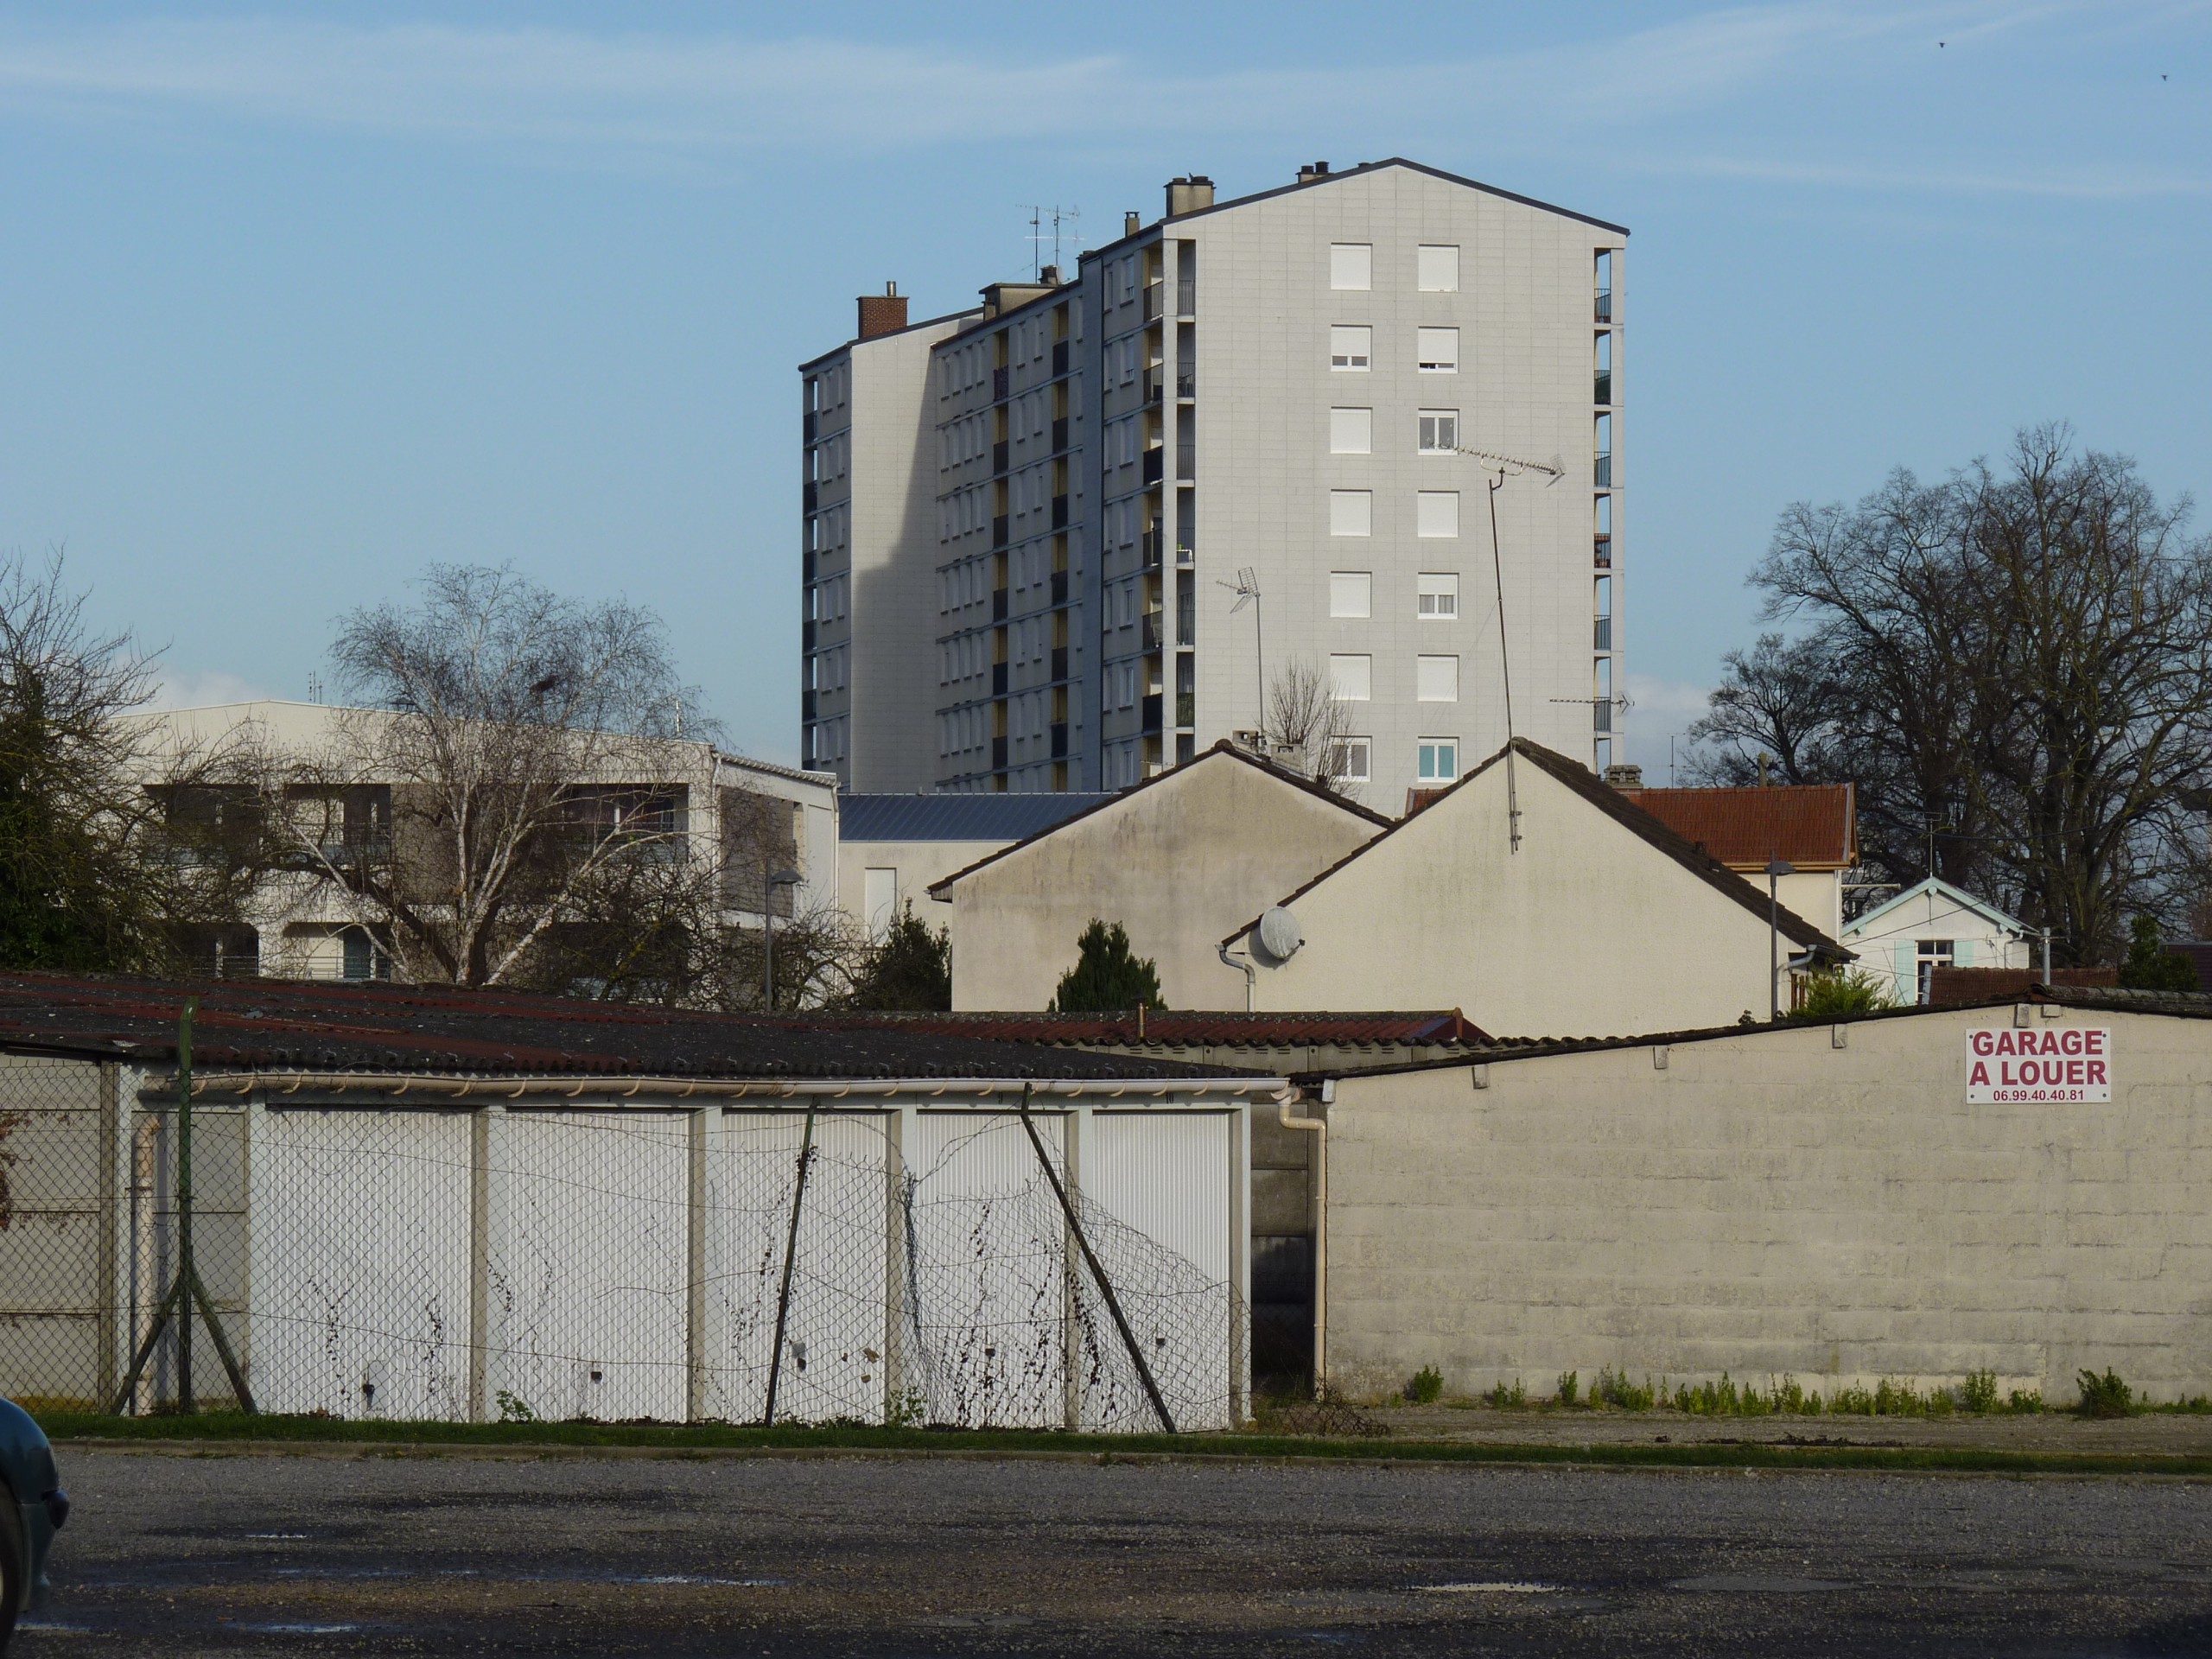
1617,784,1856,870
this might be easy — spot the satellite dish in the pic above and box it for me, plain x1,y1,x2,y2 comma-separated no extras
1256,906,1302,963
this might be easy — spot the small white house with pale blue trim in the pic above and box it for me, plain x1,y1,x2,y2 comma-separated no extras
1839,877,2034,1005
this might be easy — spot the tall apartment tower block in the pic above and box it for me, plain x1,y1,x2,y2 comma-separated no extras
799,159,1628,806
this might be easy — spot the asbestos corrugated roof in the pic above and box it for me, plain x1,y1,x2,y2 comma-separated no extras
0,971,1251,1082
1617,784,1856,869
817,1010,1491,1048
839,793,1116,843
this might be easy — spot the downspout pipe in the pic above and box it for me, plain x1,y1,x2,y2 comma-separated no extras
1218,942,1256,1014
1278,1082,1329,1395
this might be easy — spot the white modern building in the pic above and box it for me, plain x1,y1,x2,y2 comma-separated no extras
800,159,1629,809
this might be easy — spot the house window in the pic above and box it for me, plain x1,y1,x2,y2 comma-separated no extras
1330,326,1371,371
1332,737,1373,783
1916,939,1955,1004
1418,573,1459,618
1330,243,1373,290
1330,406,1373,454
1328,654,1371,701
1416,327,1459,372
1416,655,1459,702
1416,491,1459,538
1418,739,1459,783
1419,410,1459,454
1329,571,1371,618
1329,490,1373,537
1417,244,1460,292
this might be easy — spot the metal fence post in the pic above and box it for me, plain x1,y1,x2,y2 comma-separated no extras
882,1108,907,1425
468,1107,490,1423
175,999,195,1413
761,1106,817,1427
1062,1105,1085,1431
686,1106,708,1423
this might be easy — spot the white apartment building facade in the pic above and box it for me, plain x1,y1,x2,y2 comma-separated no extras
799,158,1629,807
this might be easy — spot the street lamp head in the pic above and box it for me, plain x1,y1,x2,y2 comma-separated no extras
768,868,803,888
1764,858,1796,878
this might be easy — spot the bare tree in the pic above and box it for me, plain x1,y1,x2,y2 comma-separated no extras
0,550,255,973
1697,426,2212,963
1262,657,1361,795
268,565,719,988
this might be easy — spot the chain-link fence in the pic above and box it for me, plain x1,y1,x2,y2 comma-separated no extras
0,1054,1245,1431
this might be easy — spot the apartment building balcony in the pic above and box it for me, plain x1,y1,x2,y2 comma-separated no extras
1052,339,1070,377
993,735,1008,770
1593,698,1613,734
993,660,1008,696
994,514,1009,548
1176,278,1195,319
802,618,817,650
1176,526,1195,564
1141,366,1164,406
1141,693,1163,734
1141,527,1163,569
994,438,1009,474
1175,367,1195,400
1052,415,1069,453
1051,569,1068,605
1051,644,1069,681
1051,493,1069,529
1050,722,1068,759
1141,447,1165,485
1141,611,1163,652
801,689,817,721
993,587,1008,621
1594,288,1612,323
1141,283,1164,323
1594,370,1612,406
1594,617,1612,650
1593,454,1613,488
803,410,817,442
802,550,816,583
1176,441,1195,481
1594,534,1612,569
803,480,818,512
993,365,1010,401
1175,692,1194,728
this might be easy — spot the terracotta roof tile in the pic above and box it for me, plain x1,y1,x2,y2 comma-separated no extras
1618,785,1856,869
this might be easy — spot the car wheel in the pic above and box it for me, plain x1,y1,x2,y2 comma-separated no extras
0,1493,22,1655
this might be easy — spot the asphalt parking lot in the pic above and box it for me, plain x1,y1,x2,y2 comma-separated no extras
17,1445,2212,1656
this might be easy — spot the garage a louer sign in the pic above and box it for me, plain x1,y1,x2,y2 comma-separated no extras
1967,1027,2111,1103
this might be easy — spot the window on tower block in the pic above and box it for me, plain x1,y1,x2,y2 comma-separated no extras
1330,244,1373,290
1417,573,1459,618
1416,655,1459,702
1419,410,1459,454
1332,737,1372,784
1329,490,1373,537
1416,245,1460,292
1418,740,1459,783
1330,571,1371,618
1416,327,1459,372
1328,654,1371,701
1330,406,1373,454
1416,491,1459,538
1330,326,1372,371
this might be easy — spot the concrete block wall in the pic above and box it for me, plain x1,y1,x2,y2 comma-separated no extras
1323,1005,2212,1402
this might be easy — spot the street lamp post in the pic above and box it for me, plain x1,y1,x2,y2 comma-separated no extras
1765,858,1796,1020
763,868,803,1008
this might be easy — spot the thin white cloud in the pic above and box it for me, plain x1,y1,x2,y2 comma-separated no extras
144,668,279,711
0,4,2082,153
1625,674,1719,776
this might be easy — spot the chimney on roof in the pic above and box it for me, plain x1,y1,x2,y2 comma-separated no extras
1123,209,1141,237
1165,175,1215,218
856,281,906,340
1040,264,1062,286
1297,161,1332,182
1604,762,1644,789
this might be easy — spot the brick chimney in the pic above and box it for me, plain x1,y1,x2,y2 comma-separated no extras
856,281,907,340
1296,161,1332,183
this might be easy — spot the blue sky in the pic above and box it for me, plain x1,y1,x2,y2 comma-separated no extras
3,2,2205,772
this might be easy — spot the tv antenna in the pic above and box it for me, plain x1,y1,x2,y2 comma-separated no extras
1217,566,1263,728
1455,446,1565,853
1023,205,1083,277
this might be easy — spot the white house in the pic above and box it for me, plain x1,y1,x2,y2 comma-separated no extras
1839,876,2034,1005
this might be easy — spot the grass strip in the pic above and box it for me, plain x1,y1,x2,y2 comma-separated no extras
33,1411,2212,1478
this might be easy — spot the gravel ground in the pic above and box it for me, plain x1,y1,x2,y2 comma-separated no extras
1362,1405,2212,1454
14,1444,2212,1656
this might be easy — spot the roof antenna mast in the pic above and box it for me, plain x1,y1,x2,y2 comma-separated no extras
1457,446,1564,853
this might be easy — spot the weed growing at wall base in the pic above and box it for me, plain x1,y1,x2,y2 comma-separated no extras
1407,1366,1443,1404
